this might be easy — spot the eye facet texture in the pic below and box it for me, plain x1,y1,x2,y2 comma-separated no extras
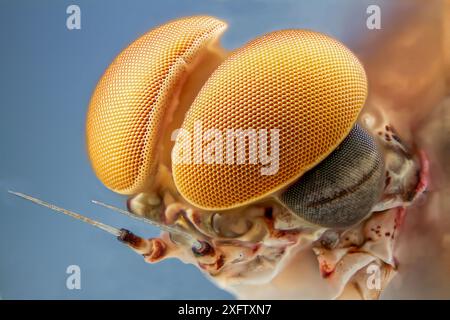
279,124,384,228
173,30,368,210
86,16,227,194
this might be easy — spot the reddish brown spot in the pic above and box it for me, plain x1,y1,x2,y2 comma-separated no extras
385,176,392,187
118,229,143,249
191,212,202,226
320,261,335,278
414,149,429,196
144,239,166,262
395,207,407,228
272,229,299,239
273,230,287,238
385,232,391,237
215,254,225,270
347,247,360,254
198,254,225,272
252,244,261,253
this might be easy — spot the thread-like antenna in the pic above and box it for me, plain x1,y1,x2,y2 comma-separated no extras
8,190,202,250
91,200,199,245
8,191,122,237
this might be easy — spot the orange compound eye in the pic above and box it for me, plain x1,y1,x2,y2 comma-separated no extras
172,30,368,211
86,16,227,195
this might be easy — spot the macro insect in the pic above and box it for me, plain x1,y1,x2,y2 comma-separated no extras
9,15,433,299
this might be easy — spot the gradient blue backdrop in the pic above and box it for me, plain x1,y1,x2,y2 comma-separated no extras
0,0,399,299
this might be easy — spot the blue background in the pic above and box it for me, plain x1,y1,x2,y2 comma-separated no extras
0,0,397,299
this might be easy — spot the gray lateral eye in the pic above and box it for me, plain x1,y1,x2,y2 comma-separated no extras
279,124,384,229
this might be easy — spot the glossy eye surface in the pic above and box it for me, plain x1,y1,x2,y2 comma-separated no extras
86,16,227,195
279,124,384,228
172,29,367,211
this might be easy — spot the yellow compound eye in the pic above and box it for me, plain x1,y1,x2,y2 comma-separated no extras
86,16,227,195
172,30,368,211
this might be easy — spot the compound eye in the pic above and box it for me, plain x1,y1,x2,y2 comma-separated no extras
172,30,368,210
279,124,384,229
86,16,227,195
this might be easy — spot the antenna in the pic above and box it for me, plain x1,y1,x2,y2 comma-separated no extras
8,191,122,237
8,190,202,250
91,200,198,243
